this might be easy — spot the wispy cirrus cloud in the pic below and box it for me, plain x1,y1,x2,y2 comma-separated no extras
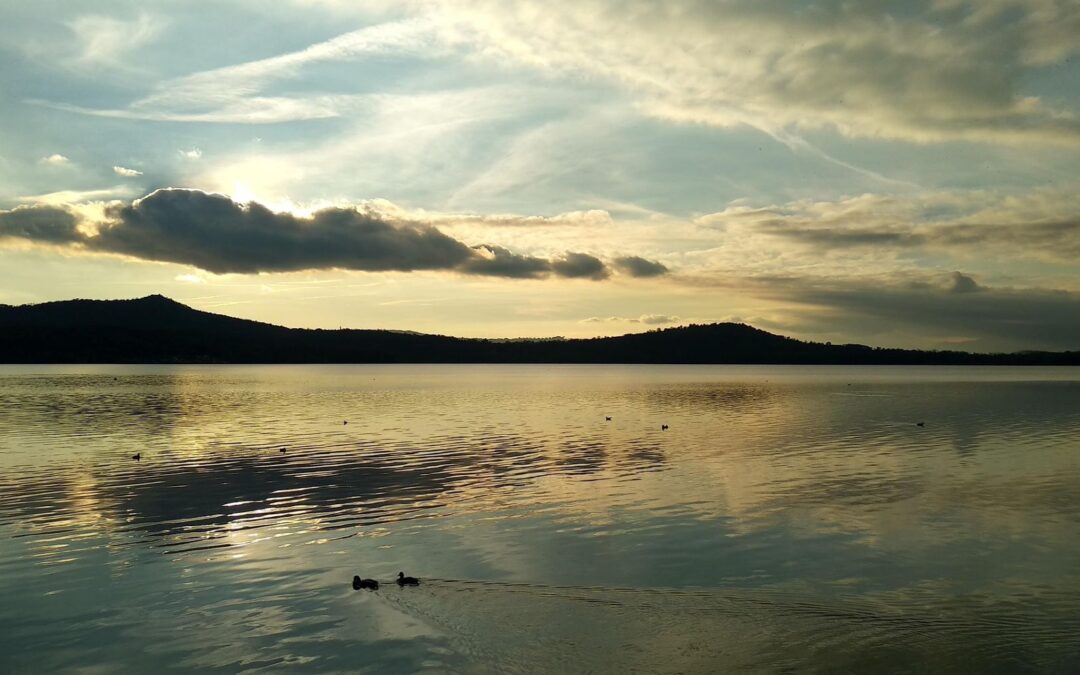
417,0,1080,145
66,12,164,68
45,1,1080,146
42,18,440,124
16,186,138,205
698,186,1080,263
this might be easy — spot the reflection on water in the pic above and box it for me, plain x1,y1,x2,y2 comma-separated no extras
1,365,1079,673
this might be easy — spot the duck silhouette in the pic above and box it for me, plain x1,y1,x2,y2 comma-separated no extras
352,576,379,591
397,572,420,586
661,424,669,431
132,453,141,461
605,416,612,421
916,422,925,427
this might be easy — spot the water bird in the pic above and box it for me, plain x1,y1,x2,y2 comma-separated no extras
916,422,925,427
344,420,348,425
661,424,669,431
132,453,140,461
605,416,612,421
397,572,420,586
352,576,379,591
280,447,287,453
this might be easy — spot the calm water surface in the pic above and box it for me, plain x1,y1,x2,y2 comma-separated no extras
1,365,1079,673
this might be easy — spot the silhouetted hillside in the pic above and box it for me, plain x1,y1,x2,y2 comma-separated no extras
0,295,1077,364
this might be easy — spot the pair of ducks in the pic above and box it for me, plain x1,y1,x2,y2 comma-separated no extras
352,572,419,591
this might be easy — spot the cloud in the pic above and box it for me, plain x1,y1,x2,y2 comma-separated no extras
460,244,552,278
752,273,1080,351
39,154,71,166
97,189,474,274
390,205,614,229
583,314,681,325
48,19,438,124
16,186,138,206
179,148,203,160
0,205,82,244
552,252,609,280
0,189,624,281
113,166,143,177
949,271,982,294
613,256,669,278
420,0,1080,145
67,12,164,68
699,187,1080,263
32,2,1080,145
449,210,613,228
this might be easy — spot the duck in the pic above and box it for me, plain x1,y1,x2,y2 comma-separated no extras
661,424,669,431
132,453,141,461
605,416,612,421
397,571,420,586
352,576,379,591
280,447,287,453
916,422,925,427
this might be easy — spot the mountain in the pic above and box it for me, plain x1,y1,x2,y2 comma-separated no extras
0,295,1077,364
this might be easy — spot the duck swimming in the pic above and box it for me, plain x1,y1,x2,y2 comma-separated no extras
397,572,420,586
352,576,379,591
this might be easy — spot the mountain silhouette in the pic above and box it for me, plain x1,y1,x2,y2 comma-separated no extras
0,295,1076,364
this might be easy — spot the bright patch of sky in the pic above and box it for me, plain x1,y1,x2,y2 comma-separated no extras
1,0,1078,351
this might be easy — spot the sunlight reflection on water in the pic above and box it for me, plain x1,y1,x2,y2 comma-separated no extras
1,365,1079,673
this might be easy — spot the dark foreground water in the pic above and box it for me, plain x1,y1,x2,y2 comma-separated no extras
1,365,1079,673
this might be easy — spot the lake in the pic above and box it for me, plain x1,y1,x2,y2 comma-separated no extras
1,365,1079,673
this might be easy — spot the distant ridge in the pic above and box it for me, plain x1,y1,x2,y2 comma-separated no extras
0,295,1077,365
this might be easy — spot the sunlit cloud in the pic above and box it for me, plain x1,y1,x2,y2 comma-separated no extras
416,0,1080,145
113,166,143,177
39,154,71,166
16,186,137,205
583,314,681,325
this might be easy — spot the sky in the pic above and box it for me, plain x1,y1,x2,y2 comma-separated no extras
1,0,1078,351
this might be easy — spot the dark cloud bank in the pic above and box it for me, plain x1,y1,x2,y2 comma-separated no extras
0,189,668,280
757,272,1080,352
613,256,669,278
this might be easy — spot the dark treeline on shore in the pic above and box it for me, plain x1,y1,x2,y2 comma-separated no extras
1,295,1077,365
